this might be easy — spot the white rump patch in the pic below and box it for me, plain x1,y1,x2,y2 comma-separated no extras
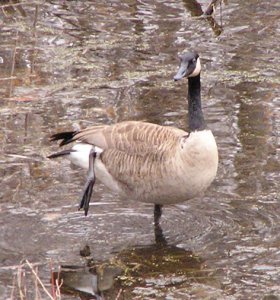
69,143,103,169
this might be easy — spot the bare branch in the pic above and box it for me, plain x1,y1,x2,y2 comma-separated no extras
25,260,54,300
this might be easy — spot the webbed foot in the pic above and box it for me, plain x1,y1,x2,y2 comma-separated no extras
79,148,96,216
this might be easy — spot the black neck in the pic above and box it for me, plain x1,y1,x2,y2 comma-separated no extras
188,74,206,131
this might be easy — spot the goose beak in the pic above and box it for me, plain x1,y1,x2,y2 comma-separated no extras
174,65,186,81
174,63,192,81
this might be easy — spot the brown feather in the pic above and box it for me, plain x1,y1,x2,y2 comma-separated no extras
73,121,186,155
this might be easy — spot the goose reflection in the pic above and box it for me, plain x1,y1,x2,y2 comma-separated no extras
52,238,210,299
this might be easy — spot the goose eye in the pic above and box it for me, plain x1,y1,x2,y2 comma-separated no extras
192,58,196,63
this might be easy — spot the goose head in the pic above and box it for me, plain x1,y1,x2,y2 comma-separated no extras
174,52,201,81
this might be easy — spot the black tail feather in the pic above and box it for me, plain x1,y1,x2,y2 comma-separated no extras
48,149,76,159
50,131,77,146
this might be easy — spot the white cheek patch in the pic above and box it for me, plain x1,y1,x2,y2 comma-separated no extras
189,57,201,77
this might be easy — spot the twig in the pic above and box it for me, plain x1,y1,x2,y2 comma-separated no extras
55,278,63,300
49,259,56,300
33,266,39,300
17,264,25,300
0,261,43,271
6,154,42,162
35,267,39,299
0,76,17,81
55,265,62,299
116,288,123,300
25,260,53,300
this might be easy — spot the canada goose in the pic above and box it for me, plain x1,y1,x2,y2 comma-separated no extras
48,52,218,226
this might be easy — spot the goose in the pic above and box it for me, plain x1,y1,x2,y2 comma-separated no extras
48,51,218,227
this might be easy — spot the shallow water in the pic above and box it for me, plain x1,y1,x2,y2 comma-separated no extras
0,0,279,299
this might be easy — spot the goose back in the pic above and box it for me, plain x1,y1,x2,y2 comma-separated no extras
61,121,186,154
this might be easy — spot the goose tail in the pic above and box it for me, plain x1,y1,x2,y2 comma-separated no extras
48,149,76,159
50,131,77,146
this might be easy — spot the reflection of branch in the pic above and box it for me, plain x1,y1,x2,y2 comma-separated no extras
0,0,26,17
205,0,222,16
24,113,29,138
0,1,29,9
181,0,223,36
33,4,39,32
182,0,203,16
8,30,18,98
30,4,39,79
204,14,223,36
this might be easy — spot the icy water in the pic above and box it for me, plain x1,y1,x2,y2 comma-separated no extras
0,0,279,299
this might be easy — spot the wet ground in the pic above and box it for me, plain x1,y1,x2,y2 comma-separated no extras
0,0,279,299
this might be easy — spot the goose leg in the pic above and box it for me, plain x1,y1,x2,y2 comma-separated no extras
79,148,96,216
154,204,162,224
154,204,167,245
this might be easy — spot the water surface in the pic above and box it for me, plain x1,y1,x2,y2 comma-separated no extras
0,0,279,299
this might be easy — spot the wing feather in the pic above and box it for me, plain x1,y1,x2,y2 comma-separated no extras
73,121,187,155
